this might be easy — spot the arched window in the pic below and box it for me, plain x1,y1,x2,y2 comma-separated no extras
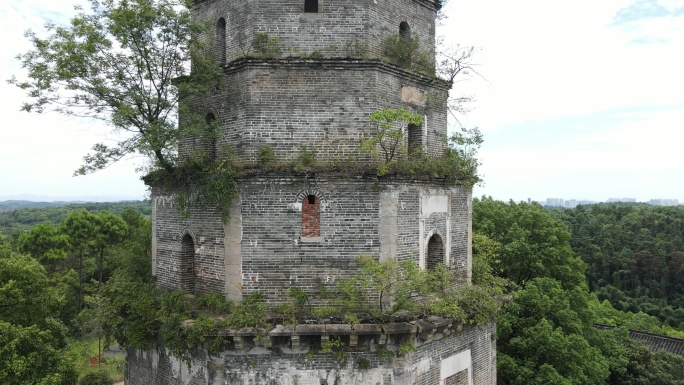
216,18,226,64
305,0,319,13
302,194,320,237
407,123,423,158
180,234,196,293
399,21,410,38
427,233,445,270
205,112,217,159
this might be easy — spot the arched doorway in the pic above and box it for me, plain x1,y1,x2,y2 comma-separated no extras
180,233,196,293
216,18,226,64
427,233,445,270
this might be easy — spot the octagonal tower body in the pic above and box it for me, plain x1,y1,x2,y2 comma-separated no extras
139,1,496,384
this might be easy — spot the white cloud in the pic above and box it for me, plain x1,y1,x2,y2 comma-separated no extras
439,0,683,132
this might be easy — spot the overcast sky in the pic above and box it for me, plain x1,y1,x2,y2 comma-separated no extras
1,0,682,202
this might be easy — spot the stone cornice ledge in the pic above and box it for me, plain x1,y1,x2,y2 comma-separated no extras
222,57,453,91
181,317,479,353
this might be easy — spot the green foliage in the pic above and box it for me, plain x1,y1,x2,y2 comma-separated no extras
18,222,69,271
375,346,395,359
0,321,78,385
554,204,684,329
195,293,233,315
473,197,586,289
147,156,239,222
589,295,684,338
355,357,371,370
10,0,223,174
445,127,483,186
397,341,416,356
0,253,62,327
251,32,282,57
0,201,150,237
67,339,123,383
474,197,684,384
319,256,503,324
292,146,317,171
276,288,309,324
359,109,483,187
345,38,369,58
184,316,227,355
382,33,434,73
361,108,423,164
472,233,517,293
497,280,610,385
113,208,152,282
224,291,269,329
0,232,10,259
257,145,276,167
101,275,160,350
78,370,112,385
322,337,346,362
307,50,324,60
474,198,605,383
0,251,77,385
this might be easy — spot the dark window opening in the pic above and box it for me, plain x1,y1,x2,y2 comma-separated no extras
427,234,444,270
399,21,410,38
216,18,226,65
445,369,469,385
205,113,217,159
180,234,196,293
305,0,319,13
302,195,320,237
407,123,423,157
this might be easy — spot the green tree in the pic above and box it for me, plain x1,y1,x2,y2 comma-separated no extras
0,231,10,259
360,108,423,164
113,208,152,282
473,197,586,289
497,278,610,385
0,254,61,327
91,211,128,286
18,222,70,275
9,0,222,174
0,321,77,385
0,250,77,385
78,370,113,385
555,203,684,327
62,210,99,313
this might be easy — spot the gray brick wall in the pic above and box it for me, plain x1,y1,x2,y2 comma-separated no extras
125,322,495,385
152,176,470,302
179,59,450,163
143,0,494,383
193,0,438,64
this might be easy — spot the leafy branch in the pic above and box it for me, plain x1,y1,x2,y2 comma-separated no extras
9,0,223,175
360,108,423,165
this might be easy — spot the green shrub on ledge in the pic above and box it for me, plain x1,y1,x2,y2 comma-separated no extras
102,255,509,360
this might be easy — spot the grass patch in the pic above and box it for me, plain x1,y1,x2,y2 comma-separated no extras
68,338,124,383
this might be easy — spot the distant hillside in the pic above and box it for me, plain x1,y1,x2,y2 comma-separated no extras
0,200,151,236
0,200,80,212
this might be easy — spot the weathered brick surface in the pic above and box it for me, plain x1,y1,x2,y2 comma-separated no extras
152,176,471,301
125,322,496,385
179,60,450,163
192,0,438,64
139,0,495,383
